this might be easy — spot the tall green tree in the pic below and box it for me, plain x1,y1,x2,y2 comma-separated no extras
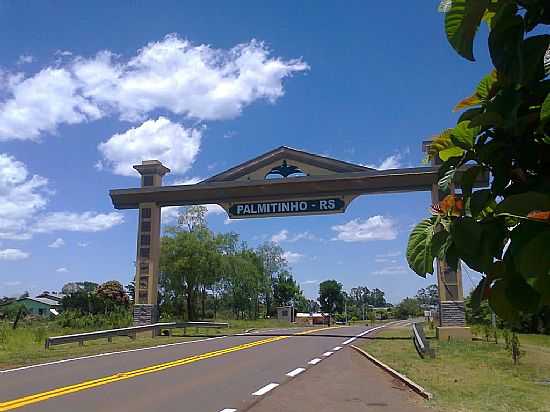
407,0,550,322
273,270,301,307
257,242,288,316
318,280,344,316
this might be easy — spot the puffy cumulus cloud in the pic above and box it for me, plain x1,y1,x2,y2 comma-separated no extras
0,35,308,141
98,117,201,176
48,238,65,248
0,248,30,260
282,251,303,264
0,68,101,141
34,211,124,233
331,216,398,242
0,153,49,239
0,153,124,239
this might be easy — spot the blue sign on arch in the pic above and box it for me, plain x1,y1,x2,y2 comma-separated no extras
228,198,345,218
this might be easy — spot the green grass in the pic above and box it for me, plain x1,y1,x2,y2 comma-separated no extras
0,318,301,370
358,326,550,412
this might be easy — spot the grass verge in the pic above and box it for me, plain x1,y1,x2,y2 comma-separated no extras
358,326,550,412
0,318,300,370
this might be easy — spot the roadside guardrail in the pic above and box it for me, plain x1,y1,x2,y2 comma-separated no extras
411,322,435,358
45,321,229,349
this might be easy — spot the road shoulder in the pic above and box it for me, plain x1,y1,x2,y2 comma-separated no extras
245,346,429,412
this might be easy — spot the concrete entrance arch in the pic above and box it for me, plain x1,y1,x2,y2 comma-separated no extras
110,145,486,339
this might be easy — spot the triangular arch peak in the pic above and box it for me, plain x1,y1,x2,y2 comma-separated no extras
203,146,375,183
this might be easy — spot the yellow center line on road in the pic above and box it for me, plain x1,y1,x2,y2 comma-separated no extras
0,326,343,411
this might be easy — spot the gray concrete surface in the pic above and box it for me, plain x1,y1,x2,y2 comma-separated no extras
0,325,427,412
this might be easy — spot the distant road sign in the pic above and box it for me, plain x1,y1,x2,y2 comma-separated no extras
228,198,345,218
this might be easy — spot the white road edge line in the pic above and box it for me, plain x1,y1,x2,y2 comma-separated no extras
252,383,279,396
322,351,333,357
218,409,237,412
308,358,322,365
0,336,227,374
286,367,305,377
341,337,356,345
333,346,342,351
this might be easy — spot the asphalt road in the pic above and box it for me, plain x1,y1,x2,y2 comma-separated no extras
0,323,418,412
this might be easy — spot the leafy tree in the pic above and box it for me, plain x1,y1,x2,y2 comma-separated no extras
368,288,387,307
257,242,288,316
415,285,439,306
407,0,549,322
177,205,208,232
96,281,129,306
273,270,300,306
160,226,222,320
62,281,98,294
319,280,344,316
395,298,422,320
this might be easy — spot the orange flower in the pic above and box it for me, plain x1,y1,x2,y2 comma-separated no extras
431,195,464,217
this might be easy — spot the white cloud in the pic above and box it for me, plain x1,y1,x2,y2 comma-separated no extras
282,251,303,264
0,35,308,141
77,241,89,247
98,117,202,176
48,238,65,248
331,216,398,242
372,265,409,275
366,154,402,170
17,55,34,65
34,212,124,233
301,279,319,285
56,267,68,273
271,229,317,243
0,248,30,260
3,280,22,286
0,153,49,239
0,67,101,141
271,229,289,243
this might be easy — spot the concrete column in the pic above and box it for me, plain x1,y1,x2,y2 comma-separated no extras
422,142,471,341
132,160,170,325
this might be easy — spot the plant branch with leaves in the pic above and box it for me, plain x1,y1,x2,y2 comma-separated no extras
407,0,549,322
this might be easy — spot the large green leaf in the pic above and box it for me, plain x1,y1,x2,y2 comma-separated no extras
495,192,550,218
407,218,437,277
445,0,490,61
488,6,523,84
475,70,498,100
489,279,520,322
450,121,481,149
439,146,465,161
471,189,495,217
450,217,488,272
438,167,456,192
521,35,550,85
509,221,550,280
457,165,483,197
542,92,550,125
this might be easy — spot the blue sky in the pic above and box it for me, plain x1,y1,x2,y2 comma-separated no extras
0,1,490,303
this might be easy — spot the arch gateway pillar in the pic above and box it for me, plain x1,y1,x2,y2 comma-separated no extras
111,145,486,338
132,160,170,325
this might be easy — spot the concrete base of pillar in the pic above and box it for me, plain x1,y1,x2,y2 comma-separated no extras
437,326,472,341
133,304,158,326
